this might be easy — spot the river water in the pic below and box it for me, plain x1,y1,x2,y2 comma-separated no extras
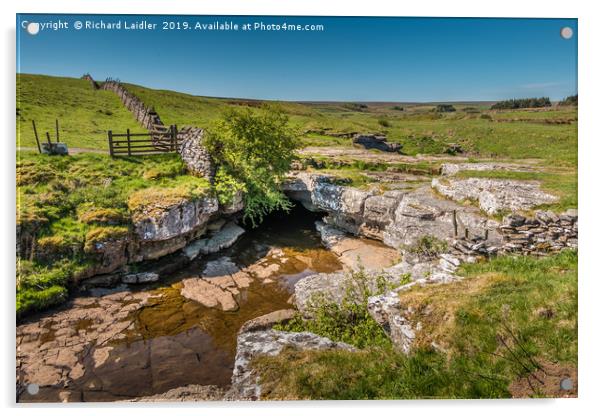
17,206,342,402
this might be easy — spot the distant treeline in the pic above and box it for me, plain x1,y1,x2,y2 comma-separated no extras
559,95,578,106
491,97,551,110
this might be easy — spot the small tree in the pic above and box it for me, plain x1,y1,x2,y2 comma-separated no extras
206,105,299,226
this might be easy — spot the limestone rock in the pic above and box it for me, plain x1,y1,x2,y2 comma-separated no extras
202,256,240,277
83,233,129,276
226,330,355,400
432,177,558,215
132,196,218,242
440,162,536,176
180,277,239,311
121,272,160,285
127,385,225,402
352,134,401,152
383,186,501,249
183,222,245,260
315,221,399,271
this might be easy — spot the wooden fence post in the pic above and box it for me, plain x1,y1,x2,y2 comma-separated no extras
452,210,458,237
127,129,131,156
32,120,41,153
464,228,469,240
55,119,60,142
108,131,114,157
171,125,177,151
45,132,52,145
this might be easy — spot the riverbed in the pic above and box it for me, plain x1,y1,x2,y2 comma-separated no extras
17,206,342,402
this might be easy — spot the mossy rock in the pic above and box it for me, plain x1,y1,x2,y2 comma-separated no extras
84,226,129,253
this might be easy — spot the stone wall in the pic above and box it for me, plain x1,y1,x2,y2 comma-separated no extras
177,127,215,180
91,76,214,180
499,210,578,255
101,80,165,131
81,73,99,89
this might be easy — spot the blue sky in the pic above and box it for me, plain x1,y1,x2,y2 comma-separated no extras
17,15,577,102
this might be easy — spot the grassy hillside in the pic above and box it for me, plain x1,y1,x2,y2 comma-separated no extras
17,74,578,167
17,74,141,149
254,251,578,399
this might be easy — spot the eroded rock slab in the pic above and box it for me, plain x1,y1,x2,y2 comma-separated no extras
440,162,537,176
315,221,399,270
17,291,153,399
183,222,245,260
180,277,239,311
432,177,558,215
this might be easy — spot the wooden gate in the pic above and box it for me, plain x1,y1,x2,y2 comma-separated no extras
108,125,180,156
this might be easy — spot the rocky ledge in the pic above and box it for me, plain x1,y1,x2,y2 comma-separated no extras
283,172,502,250
432,177,559,215
226,328,355,400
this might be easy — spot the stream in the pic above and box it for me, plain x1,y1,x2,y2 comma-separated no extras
17,205,342,402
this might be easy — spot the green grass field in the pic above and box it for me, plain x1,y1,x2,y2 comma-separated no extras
17,74,578,169
17,74,140,150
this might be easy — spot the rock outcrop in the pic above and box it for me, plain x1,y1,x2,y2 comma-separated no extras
440,162,537,176
130,195,219,261
284,173,502,251
352,134,401,152
432,177,559,215
226,329,355,400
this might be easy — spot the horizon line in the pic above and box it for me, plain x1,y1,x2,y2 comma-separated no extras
17,72,577,104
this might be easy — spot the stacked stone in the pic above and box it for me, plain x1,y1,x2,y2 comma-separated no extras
499,209,578,255
101,81,165,131
451,235,499,257
176,127,215,181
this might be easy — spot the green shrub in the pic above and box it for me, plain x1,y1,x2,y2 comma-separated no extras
206,105,300,226
275,269,394,349
405,235,448,258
